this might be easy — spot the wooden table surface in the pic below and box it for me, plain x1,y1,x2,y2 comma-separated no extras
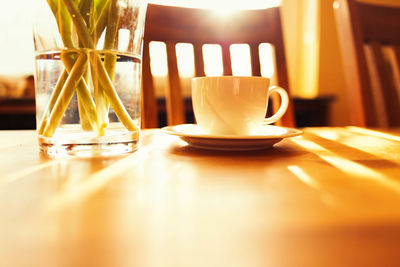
1,127,400,267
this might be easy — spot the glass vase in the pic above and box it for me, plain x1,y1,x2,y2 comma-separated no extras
33,0,147,157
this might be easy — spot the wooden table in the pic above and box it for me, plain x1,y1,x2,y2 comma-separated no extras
1,127,400,266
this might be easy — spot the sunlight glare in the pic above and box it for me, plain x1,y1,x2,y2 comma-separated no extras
292,138,400,194
288,165,320,190
149,0,281,10
117,29,131,51
176,43,195,77
149,41,168,76
230,44,252,76
288,165,337,208
203,44,223,76
149,0,281,20
306,128,341,141
347,127,400,143
259,43,275,78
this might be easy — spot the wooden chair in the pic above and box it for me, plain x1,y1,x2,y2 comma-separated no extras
334,0,400,127
141,3,295,128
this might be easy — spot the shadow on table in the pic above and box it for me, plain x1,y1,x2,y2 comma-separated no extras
168,140,307,159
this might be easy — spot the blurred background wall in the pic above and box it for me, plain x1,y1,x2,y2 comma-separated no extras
282,0,400,125
1,0,400,126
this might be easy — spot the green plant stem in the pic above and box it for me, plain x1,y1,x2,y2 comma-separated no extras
43,0,137,137
90,0,110,42
38,70,69,135
79,0,92,26
104,0,119,51
77,0,94,131
46,0,74,48
43,53,89,137
91,0,110,135
44,0,98,135
88,52,107,136
94,55,137,131
61,52,99,133
95,0,108,15
89,0,111,135
63,0,94,48
96,0,120,133
63,0,138,132
77,68,93,131
37,52,99,136
39,0,75,135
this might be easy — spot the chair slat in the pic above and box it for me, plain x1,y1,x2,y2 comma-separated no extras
358,3,400,45
364,43,389,127
272,17,296,127
390,46,400,111
141,40,158,128
165,41,185,125
193,43,205,77
145,6,281,44
370,43,400,126
250,43,261,76
221,43,232,76
335,0,368,126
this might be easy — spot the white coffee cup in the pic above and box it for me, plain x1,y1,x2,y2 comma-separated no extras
192,76,289,135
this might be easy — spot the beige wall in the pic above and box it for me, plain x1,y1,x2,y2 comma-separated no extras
281,0,346,125
280,0,301,97
318,0,348,125
281,0,320,99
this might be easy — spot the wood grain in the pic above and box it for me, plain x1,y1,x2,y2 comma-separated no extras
1,127,400,266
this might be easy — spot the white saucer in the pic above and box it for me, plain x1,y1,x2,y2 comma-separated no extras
161,124,302,151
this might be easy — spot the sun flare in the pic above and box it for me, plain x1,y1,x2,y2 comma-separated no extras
149,0,281,10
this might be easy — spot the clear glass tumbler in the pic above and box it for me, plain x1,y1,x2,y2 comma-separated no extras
33,0,147,157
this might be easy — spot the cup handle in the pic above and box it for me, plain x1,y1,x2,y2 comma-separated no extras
263,86,289,125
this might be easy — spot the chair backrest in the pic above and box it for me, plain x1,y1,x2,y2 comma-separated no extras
141,3,295,128
334,0,400,127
